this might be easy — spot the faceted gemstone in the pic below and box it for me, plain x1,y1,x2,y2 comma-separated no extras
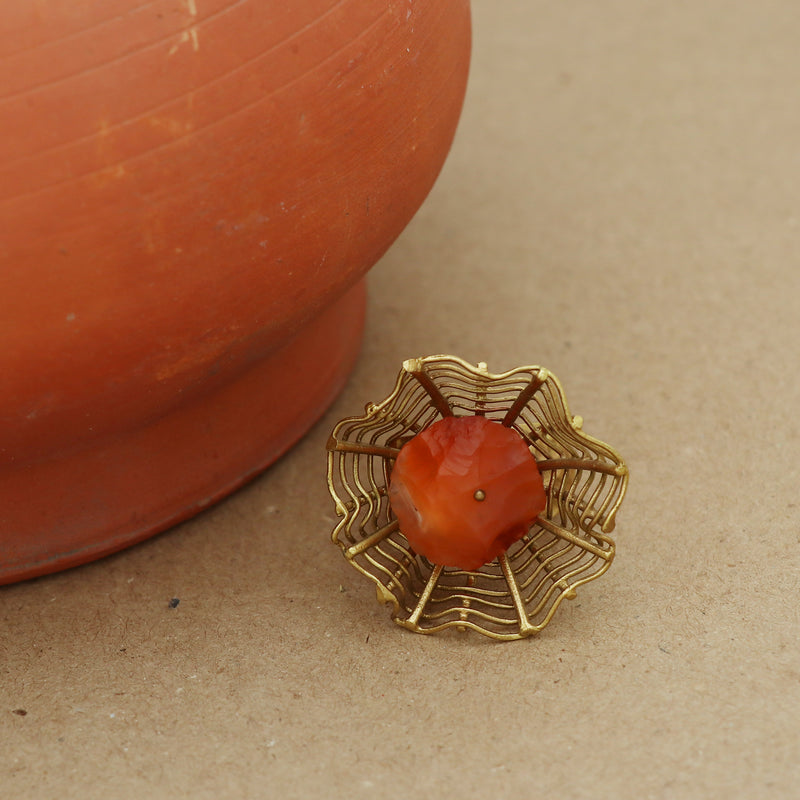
388,415,546,570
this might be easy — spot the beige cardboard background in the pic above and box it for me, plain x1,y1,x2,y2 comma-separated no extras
2,2,799,797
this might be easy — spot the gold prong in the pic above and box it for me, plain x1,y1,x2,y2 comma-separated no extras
502,369,548,427
407,564,444,626
536,516,612,560
345,519,400,559
328,440,401,459
498,553,536,636
404,361,454,418
536,457,621,475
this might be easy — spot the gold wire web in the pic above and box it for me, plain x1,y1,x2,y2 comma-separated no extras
326,355,628,640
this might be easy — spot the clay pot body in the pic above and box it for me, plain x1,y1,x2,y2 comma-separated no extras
0,0,471,583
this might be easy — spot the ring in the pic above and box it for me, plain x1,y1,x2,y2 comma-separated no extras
326,355,628,640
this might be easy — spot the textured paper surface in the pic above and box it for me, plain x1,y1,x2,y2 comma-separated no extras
3,2,799,797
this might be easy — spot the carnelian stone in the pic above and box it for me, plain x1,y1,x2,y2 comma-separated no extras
388,415,546,570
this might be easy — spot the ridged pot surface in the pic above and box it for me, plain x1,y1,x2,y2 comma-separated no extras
0,0,471,583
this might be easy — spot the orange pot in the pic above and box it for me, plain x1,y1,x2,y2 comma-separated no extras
0,0,471,584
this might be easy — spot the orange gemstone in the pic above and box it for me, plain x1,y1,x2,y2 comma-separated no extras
388,415,546,570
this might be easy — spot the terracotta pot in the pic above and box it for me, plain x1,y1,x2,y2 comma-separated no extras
0,0,471,584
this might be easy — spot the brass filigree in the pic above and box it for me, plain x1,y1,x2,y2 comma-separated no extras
326,355,628,640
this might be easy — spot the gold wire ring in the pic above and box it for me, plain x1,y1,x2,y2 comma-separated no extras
326,355,628,640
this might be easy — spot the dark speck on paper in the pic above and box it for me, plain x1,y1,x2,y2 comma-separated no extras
168,598,180,609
